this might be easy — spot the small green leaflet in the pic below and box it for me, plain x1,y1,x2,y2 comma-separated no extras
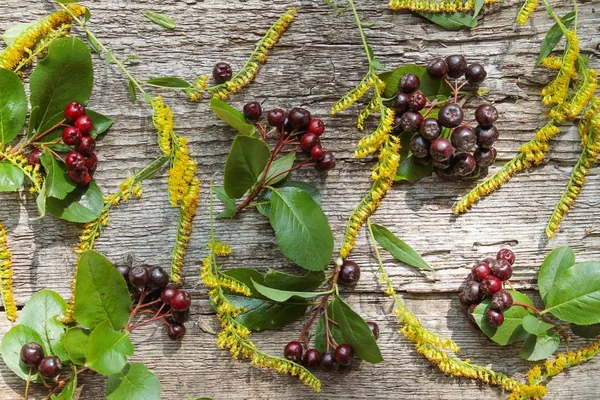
416,11,477,31
521,315,553,336
2,23,32,46
0,67,28,144
128,80,137,103
262,152,296,186
224,294,308,331
520,332,560,361
214,186,237,219
223,135,270,199
537,12,576,65
146,76,192,89
394,154,434,183
537,246,575,301
370,222,432,271
143,11,177,30
252,279,330,302
85,320,134,375
46,180,104,223
87,109,114,138
472,0,485,21
40,150,77,200
210,98,256,136
0,161,24,192
256,181,321,218
107,363,161,400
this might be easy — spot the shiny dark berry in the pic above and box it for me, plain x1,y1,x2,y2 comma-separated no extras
64,102,86,122
74,115,94,135
367,321,380,340
432,157,452,170
430,138,454,162
67,168,91,187
408,91,427,111
491,290,513,312
243,102,262,122
38,356,61,379
475,105,498,128
115,265,130,283
420,118,441,141
474,147,496,167
320,351,338,371
171,310,190,324
465,63,487,84
409,134,430,158
283,341,303,363
400,73,420,93
438,103,464,128
491,259,513,281
458,292,472,308
300,133,320,153
451,126,477,152
485,309,505,328
85,153,98,175
78,136,96,156
427,58,449,79
171,290,192,311
161,286,178,305
28,149,43,166
148,266,169,289
481,275,502,296
308,119,325,136
445,55,468,79
65,152,86,170
212,62,232,83
303,348,322,367
62,126,82,146
339,260,360,285
392,114,404,134
267,108,286,127
453,153,476,177
311,145,325,160
334,344,354,366
400,111,423,133
128,266,150,288
463,280,484,303
471,262,491,282
476,125,499,148
167,323,186,340
496,248,516,265
392,92,410,113
288,107,311,131
20,343,44,368
316,152,336,170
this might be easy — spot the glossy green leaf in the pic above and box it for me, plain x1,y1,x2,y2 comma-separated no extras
87,109,114,138
223,135,270,199
224,294,308,331
2,23,32,46
73,250,132,330
86,32,101,54
264,270,325,292
0,161,24,191
520,332,560,361
85,321,134,376
571,323,600,338
330,296,383,363
62,327,90,365
210,98,256,136
36,180,46,219
394,154,434,183
252,279,329,302
472,0,485,20
29,37,93,135
46,180,104,223
132,156,169,182
472,291,535,345
521,315,553,336
262,152,296,186
370,223,432,270
146,76,191,89
543,261,600,325
0,68,27,143
19,290,69,362
41,150,77,200
314,310,344,354
269,187,333,271
214,186,237,219
256,181,320,218
537,246,575,301
537,12,576,65
51,366,77,400
128,80,137,103
143,11,176,30
416,11,477,31
106,363,161,400
1,325,44,381
378,65,453,99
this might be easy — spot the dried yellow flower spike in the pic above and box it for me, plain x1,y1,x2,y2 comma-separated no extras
0,222,17,322
389,0,499,13
167,137,197,207
170,178,200,285
516,0,539,24
151,96,174,156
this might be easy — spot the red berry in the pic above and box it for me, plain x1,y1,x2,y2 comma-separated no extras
28,149,43,166
300,133,320,153
491,259,513,281
38,356,62,379
400,73,420,93
283,341,303,363
64,102,86,122
339,260,360,285
67,168,91,186
408,91,427,111
491,290,513,311
65,152,86,170
161,286,178,305
171,290,192,311
267,109,286,127
310,145,325,160
481,275,502,296
167,323,186,340
463,280,484,303
303,348,322,367
288,108,311,131
84,153,98,175
74,115,94,135
485,308,504,328
78,136,96,156
471,262,491,282
320,351,338,371
243,102,262,122
148,266,169,289
128,266,149,288
496,248,516,265
62,126,82,146
334,344,354,366
458,292,472,308
20,342,44,368
307,119,325,136
316,152,335,170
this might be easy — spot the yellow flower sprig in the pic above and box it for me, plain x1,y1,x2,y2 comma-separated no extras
0,4,86,72
151,96,176,156
516,0,540,25
0,221,17,322
167,137,197,207
170,178,200,285
389,0,500,13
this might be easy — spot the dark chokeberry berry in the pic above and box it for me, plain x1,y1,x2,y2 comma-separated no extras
74,115,94,136
463,280,484,303
465,63,487,84
62,126,82,146
420,118,441,141
283,341,303,363
67,168,91,187
316,152,336,170
392,92,410,113
445,55,468,79
367,321,380,340
475,125,499,148
408,91,427,111
85,153,98,175
66,151,86,170
303,348,322,367
496,248,516,265
438,103,464,128
171,290,192,311
339,260,360,286
471,262,491,282
128,266,150,289
310,145,325,160
475,104,498,128
148,266,169,289
161,286,178,305
409,134,430,159
432,157,452,170
20,342,44,368
78,136,96,157
450,126,477,152
481,275,502,296
491,290,513,312
458,292,472,308
400,73,420,93
38,356,62,379
308,119,325,136
300,133,320,153
320,351,338,372
167,323,186,340
453,153,476,177
474,146,496,167
212,62,232,83
266,108,286,127
485,308,505,328
427,58,449,79
64,102,86,122
334,344,354,366
28,149,43,166
171,310,190,324
288,107,311,131
400,111,424,133
243,102,262,122
491,259,513,281
430,138,454,162
115,265,130,283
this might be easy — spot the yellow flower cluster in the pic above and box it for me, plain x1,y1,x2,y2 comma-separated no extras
209,240,232,256
541,31,579,113
516,0,539,25
200,255,252,297
151,96,174,156
170,178,200,285
0,4,86,71
389,0,499,12
0,146,43,194
167,137,197,207
331,75,374,115
356,95,380,130
0,221,17,322
540,57,562,70
355,106,395,158
188,75,209,102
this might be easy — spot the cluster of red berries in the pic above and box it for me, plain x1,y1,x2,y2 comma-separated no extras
20,342,62,380
117,264,191,340
242,101,336,171
60,102,97,186
458,248,516,328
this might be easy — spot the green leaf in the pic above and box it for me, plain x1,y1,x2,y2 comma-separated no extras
87,109,114,138
314,311,344,353
264,270,325,292
214,186,237,219
209,98,256,136
105,51,112,66
251,279,329,302
537,246,575,301
62,327,90,365
222,268,265,297
330,296,383,363
0,68,27,143
128,80,137,103
40,150,77,200
378,65,453,99
571,323,600,338
0,161,24,191
51,366,77,400
1,325,45,381
2,23,32,46
85,321,134,376
472,0,485,20
416,11,477,31
257,181,320,218
472,291,535,345
46,180,104,223
543,261,600,325
269,187,333,271
132,156,169,182
262,152,296,186
370,223,432,271
146,76,191,89
74,250,132,330
143,11,176,30
223,135,270,199
36,180,47,219
394,154,434,182
86,32,101,54
224,294,308,331
520,332,560,361
19,290,69,362
537,12,576,65
106,363,161,400
521,315,554,336
29,37,93,135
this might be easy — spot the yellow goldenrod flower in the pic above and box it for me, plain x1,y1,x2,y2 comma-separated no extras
209,240,232,256
355,106,395,159
388,0,499,12
170,178,200,285
0,222,17,322
151,96,174,156
167,137,197,206
516,0,539,25
331,75,372,115
540,57,562,70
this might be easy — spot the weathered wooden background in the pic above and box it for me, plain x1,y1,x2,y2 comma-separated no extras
1,0,599,398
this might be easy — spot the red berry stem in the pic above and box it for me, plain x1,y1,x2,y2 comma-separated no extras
129,311,172,331
513,302,562,328
125,289,148,331
264,159,315,187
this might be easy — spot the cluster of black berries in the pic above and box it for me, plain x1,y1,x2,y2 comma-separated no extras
393,55,499,180
117,264,191,340
242,101,336,170
20,342,62,379
458,248,516,328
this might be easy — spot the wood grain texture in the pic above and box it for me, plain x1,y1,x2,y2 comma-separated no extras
0,0,599,398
